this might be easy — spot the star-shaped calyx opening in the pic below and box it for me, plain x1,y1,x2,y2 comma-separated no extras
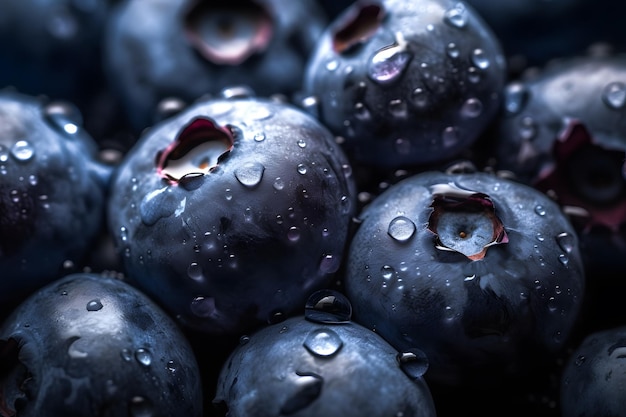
428,183,508,261
533,119,626,234
156,117,234,184
332,2,385,54
183,0,273,65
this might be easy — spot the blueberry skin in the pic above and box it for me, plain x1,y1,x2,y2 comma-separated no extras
560,326,626,417
103,0,327,132
302,0,506,169
344,171,585,385
0,273,203,417
496,54,626,270
0,91,110,309
214,315,437,417
107,97,357,335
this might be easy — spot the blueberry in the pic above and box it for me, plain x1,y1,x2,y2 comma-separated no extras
344,170,585,385
301,0,506,169
0,91,110,311
495,54,626,270
103,0,328,131
107,96,357,335
561,326,626,417
213,290,436,417
0,273,203,417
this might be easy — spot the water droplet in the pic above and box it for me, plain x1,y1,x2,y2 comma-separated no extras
166,360,176,372
446,42,460,59
461,98,483,118
467,67,481,83
280,372,323,415
536,232,545,242
325,59,339,71
253,132,266,142
574,355,586,366
318,254,341,274
388,216,416,242
86,299,103,311
305,289,352,324
297,139,307,148
471,49,490,70
394,138,411,155
556,232,575,254
234,161,265,188
443,3,468,28
388,99,408,118
381,265,395,280
367,32,412,85
397,348,429,379
0,146,9,162
120,226,129,242
224,188,233,201
303,328,343,357
11,140,34,162
287,227,301,242
534,205,546,216
28,175,38,186
128,396,154,417
190,296,216,317
297,164,307,175
121,349,133,362
558,254,569,266
68,337,88,358
135,348,152,366
273,177,285,191
442,126,459,148
504,82,529,115
354,102,371,121
187,263,203,281
411,87,429,109
602,81,626,109
519,116,537,141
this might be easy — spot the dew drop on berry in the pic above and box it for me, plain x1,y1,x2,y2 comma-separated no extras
354,102,372,121
504,82,529,115
602,81,626,109
280,372,324,415
297,139,307,148
394,138,411,155
190,296,216,317
325,59,339,71
381,265,395,280
556,232,575,253
558,254,569,266
467,67,481,83
367,39,412,85
534,205,547,216
388,99,408,118
253,132,266,142
303,328,343,357
121,349,133,362
471,49,490,70
443,3,468,28
318,254,341,274
234,161,265,187
10,140,34,162
86,299,103,311
305,289,352,324
68,337,89,358
287,226,301,242
166,360,177,373
187,262,203,281
0,146,8,162
411,88,429,109
397,348,429,379
446,42,460,59
388,216,416,242
135,348,152,366
442,126,459,148
297,164,307,175
128,396,154,417
461,98,483,118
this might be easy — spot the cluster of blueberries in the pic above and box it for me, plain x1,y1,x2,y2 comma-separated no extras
1,0,626,416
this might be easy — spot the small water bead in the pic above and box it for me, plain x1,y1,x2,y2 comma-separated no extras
534,205,547,216
367,32,412,85
504,82,529,115
190,296,216,317
303,328,343,357
0,146,9,162
558,254,569,266
305,289,352,324
536,232,545,242
394,138,411,155
166,360,177,373
397,348,429,379
471,49,490,70
388,99,408,118
128,396,154,417
442,126,459,148
224,188,233,201
461,98,483,118
135,348,152,367
325,59,339,71
28,175,37,186
121,349,133,362
381,265,395,280
556,232,575,253
273,177,285,191
519,116,537,140
297,139,307,148
387,216,416,242
443,2,468,28
467,67,481,83
354,102,371,121
297,164,307,175
234,161,265,188
411,88,429,109
11,140,34,162
287,226,301,242
187,262,203,281
239,335,250,345
253,132,266,142
446,42,460,59
602,81,626,109
319,254,341,274
280,372,323,415
86,299,103,311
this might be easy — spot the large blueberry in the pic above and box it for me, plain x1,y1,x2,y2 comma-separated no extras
0,91,110,310
496,54,626,271
103,0,327,131
0,273,203,417
301,0,506,169
344,171,585,385
107,96,357,335
214,291,436,417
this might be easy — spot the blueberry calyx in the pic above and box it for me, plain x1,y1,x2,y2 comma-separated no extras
183,0,273,65
535,119,626,233
156,117,234,183
427,183,508,260
332,2,385,54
